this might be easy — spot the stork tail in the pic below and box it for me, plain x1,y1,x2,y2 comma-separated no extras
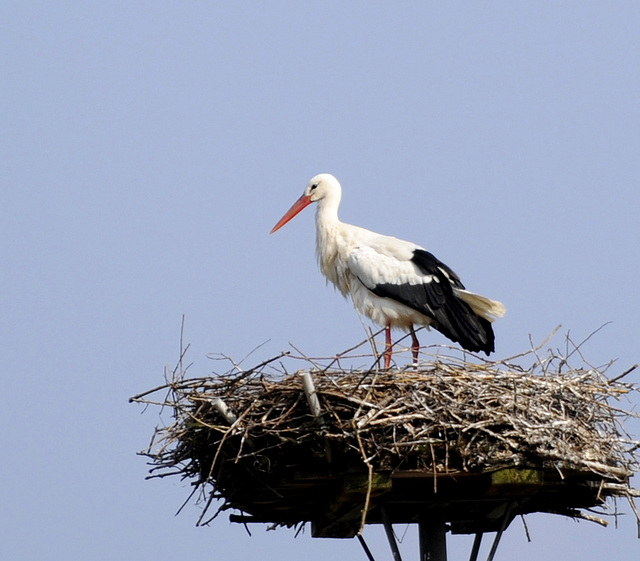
455,290,506,322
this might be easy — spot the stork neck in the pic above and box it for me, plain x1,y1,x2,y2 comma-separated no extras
315,189,341,230
313,189,344,289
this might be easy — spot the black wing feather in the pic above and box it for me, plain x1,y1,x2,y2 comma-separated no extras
368,249,495,355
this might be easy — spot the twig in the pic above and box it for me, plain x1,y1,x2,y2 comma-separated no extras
610,364,638,384
357,430,375,535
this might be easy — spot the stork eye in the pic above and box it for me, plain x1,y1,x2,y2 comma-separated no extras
310,183,318,190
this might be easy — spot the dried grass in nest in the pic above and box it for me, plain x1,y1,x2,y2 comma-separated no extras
132,329,640,530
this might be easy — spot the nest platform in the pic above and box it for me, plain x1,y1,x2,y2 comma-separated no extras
132,341,640,543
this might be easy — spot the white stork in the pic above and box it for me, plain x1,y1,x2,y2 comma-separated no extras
271,173,505,369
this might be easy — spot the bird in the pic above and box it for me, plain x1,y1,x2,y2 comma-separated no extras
270,173,505,369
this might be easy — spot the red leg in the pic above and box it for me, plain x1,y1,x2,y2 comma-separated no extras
410,326,420,366
384,323,392,370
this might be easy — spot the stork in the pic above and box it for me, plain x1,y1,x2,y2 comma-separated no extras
271,173,505,369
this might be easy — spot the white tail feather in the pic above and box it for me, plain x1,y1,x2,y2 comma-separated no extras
456,289,506,322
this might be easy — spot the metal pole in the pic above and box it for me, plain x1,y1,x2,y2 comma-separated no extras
380,506,403,561
357,534,377,561
469,533,483,561
418,512,447,561
486,502,514,561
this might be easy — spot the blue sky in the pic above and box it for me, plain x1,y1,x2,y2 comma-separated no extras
2,2,639,559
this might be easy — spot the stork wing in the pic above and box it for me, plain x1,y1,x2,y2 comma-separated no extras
349,246,464,312
349,246,495,354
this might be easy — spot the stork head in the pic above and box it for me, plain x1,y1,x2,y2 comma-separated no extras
304,173,341,202
270,173,341,233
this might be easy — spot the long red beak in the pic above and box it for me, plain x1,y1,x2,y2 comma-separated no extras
270,194,312,233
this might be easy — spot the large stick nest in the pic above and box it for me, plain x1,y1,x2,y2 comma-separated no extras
132,332,640,534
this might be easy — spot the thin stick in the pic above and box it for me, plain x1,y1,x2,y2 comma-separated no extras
227,351,291,386
357,431,375,535
520,515,531,542
609,364,638,384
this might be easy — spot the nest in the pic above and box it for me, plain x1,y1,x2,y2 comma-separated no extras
132,333,640,538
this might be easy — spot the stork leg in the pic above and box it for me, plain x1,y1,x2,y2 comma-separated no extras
383,323,393,370
409,326,420,366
